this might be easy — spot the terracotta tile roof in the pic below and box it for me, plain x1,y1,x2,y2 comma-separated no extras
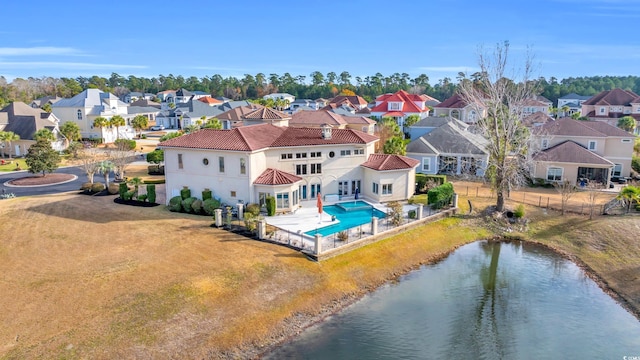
371,90,429,114
329,95,368,106
198,96,222,105
217,104,264,121
254,168,302,185
534,117,633,137
521,99,549,107
582,89,640,106
343,116,376,125
533,141,613,166
360,153,420,171
159,124,378,151
290,110,347,126
242,107,290,120
522,112,554,127
381,111,406,117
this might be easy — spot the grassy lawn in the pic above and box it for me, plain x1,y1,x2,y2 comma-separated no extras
0,158,27,172
0,184,637,358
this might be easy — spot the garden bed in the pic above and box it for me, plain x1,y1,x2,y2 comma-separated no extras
114,198,161,207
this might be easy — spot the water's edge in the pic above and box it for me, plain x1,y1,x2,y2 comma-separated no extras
253,236,640,359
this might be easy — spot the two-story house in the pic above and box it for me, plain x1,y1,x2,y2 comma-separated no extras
289,110,375,134
581,89,640,127
0,102,64,156
263,93,295,105
521,98,551,116
158,124,419,212
531,117,635,185
557,93,591,117
370,90,435,127
51,89,133,142
433,94,487,124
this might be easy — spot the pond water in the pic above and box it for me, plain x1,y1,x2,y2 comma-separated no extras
266,241,640,359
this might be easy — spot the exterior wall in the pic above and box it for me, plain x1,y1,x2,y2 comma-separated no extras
408,126,436,139
407,153,438,175
344,123,374,135
362,168,415,203
164,148,253,205
533,162,580,185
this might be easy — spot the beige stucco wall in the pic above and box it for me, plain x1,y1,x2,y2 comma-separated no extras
362,167,416,203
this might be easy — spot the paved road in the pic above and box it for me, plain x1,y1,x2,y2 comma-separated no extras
0,166,88,197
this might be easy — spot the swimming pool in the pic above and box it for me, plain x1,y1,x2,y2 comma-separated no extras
305,201,387,237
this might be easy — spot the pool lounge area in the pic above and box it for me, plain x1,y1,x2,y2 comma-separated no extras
305,201,387,237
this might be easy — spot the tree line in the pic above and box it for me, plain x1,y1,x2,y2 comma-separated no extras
1,72,639,109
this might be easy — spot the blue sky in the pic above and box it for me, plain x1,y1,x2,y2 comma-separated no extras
1,0,639,84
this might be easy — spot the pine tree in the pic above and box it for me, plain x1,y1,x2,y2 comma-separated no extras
25,139,61,176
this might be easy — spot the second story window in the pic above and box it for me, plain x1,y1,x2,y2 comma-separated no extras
588,140,596,151
77,110,82,120
340,150,352,156
178,154,183,169
219,156,225,173
240,158,246,174
296,164,307,175
310,163,321,174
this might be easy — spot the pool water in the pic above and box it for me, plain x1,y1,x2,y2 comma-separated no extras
305,201,386,237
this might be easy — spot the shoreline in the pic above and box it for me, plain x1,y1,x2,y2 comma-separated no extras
248,234,640,360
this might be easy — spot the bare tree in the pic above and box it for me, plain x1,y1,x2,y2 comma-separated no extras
553,180,577,215
458,41,537,211
79,148,102,184
109,141,135,182
585,182,604,220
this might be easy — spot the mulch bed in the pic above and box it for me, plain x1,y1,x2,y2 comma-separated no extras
114,198,161,207
7,173,75,186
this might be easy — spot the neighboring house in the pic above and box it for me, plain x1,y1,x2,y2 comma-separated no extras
158,124,418,212
51,89,133,142
30,95,61,109
557,93,591,117
126,105,161,128
406,121,489,177
370,90,434,127
328,95,369,110
241,107,291,127
289,110,376,134
289,99,320,113
123,92,155,103
521,98,550,116
433,93,486,124
156,90,176,103
216,104,267,129
0,102,63,156
531,117,635,184
130,99,161,109
155,99,254,130
263,93,295,104
581,89,640,127
407,116,468,139
522,112,554,128
198,96,223,106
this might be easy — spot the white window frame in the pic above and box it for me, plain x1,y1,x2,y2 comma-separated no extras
613,164,622,177
372,182,379,194
588,140,597,151
546,167,563,182
382,184,393,195
77,109,82,120
541,139,549,149
422,157,430,172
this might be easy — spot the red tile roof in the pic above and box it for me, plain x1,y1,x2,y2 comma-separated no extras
329,95,368,106
198,96,222,105
534,117,633,137
435,94,470,109
217,104,264,121
533,141,613,165
382,111,406,117
371,90,429,114
360,154,420,171
582,89,640,106
242,107,290,120
290,110,347,126
254,168,302,185
159,123,378,151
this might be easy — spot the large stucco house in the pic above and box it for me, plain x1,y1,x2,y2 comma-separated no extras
433,94,487,124
531,117,635,185
370,90,436,127
0,102,64,156
581,89,640,127
51,89,134,142
158,124,419,213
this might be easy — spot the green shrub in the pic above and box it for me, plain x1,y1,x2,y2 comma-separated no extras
265,195,276,216
140,134,147,139
91,183,105,193
202,189,212,201
168,196,182,212
146,184,156,203
427,182,454,209
415,174,428,192
119,183,128,199
246,203,261,216
632,156,640,173
123,191,134,201
142,178,165,184
191,199,203,214
514,204,525,218
180,187,191,200
426,174,446,185
244,212,259,233
182,197,197,213
114,138,137,150
137,194,148,202
408,209,417,219
203,198,221,215
80,182,93,191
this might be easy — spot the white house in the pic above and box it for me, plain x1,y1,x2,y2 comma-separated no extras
51,89,134,142
158,124,419,213
433,94,486,124
370,90,435,127
263,93,295,104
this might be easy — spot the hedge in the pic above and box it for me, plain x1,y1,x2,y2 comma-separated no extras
119,183,128,199
265,195,276,216
168,196,182,212
416,174,447,192
203,198,221,215
427,182,454,209
180,187,191,200
191,199,203,214
202,189,212,201
182,197,197,213
146,184,156,203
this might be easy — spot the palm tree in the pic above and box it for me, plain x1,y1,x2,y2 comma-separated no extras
59,121,81,148
109,115,126,140
617,116,637,133
128,177,144,198
131,115,149,138
97,160,115,187
561,105,570,117
617,186,640,213
33,129,56,142
93,116,109,142
0,131,20,159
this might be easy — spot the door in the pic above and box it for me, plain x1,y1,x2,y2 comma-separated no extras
301,185,307,200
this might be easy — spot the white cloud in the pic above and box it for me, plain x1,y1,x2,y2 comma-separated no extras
0,61,147,70
0,46,84,56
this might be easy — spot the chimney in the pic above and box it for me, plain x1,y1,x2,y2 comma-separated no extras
321,123,332,140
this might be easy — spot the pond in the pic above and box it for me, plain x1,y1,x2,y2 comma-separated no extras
266,241,640,359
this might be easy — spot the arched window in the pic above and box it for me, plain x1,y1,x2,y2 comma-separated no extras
77,109,82,120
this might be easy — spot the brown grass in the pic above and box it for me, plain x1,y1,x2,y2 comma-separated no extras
0,182,638,359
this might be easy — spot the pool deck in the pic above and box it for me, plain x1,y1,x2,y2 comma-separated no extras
264,198,419,235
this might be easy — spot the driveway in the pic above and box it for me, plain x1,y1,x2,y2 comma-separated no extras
0,166,87,197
